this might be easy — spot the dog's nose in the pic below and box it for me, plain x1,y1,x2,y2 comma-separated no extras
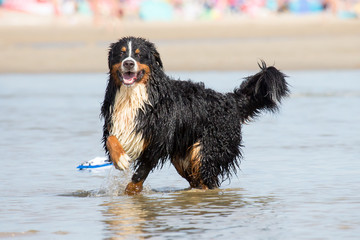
123,60,135,70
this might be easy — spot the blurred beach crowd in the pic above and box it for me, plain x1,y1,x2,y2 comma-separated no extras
0,0,359,21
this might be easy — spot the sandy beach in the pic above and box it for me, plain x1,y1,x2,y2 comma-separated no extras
0,11,360,72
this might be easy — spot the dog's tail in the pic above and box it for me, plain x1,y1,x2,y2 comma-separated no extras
233,61,289,122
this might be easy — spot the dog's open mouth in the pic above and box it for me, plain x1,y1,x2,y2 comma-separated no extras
119,70,145,86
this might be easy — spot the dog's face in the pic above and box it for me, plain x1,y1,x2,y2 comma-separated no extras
108,37,163,87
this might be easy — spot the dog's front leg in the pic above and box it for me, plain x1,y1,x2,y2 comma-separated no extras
125,160,152,195
106,135,131,170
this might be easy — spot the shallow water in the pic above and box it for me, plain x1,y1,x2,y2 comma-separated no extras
1,70,360,239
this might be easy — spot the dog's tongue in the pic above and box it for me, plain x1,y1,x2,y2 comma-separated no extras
122,72,136,85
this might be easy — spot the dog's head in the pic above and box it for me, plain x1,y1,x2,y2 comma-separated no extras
108,37,163,87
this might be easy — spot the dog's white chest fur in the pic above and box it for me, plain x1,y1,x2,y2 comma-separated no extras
110,84,149,161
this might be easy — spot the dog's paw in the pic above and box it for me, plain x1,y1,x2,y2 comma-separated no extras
125,181,144,195
113,154,131,170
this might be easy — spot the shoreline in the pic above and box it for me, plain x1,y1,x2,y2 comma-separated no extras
1,12,360,73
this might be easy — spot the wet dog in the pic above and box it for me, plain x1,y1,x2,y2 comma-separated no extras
101,37,289,194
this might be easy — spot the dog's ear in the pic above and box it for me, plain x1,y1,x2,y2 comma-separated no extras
108,43,115,70
145,40,163,69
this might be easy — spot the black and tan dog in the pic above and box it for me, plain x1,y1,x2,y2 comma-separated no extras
101,37,289,195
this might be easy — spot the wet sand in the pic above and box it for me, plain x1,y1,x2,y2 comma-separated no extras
0,13,360,72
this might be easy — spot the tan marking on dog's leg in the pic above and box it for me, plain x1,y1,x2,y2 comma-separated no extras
171,142,205,189
188,142,212,189
106,135,131,170
124,180,144,195
171,156,188,180
189,141,202,180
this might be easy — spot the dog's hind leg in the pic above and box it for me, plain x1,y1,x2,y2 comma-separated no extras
171,142,209,190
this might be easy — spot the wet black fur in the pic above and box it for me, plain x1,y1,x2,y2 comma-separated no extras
101,37,289,189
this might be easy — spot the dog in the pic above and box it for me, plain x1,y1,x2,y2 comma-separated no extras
101,36,289,195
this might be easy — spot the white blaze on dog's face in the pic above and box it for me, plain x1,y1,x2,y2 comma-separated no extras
120,41,139,86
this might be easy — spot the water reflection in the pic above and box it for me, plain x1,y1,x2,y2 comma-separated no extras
102,197,146,239
101,189,276,239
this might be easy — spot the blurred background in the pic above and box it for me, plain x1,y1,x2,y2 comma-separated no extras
0,0,360,72
1,0,360,21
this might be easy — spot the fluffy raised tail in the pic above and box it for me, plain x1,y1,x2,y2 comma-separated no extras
234,61,289,122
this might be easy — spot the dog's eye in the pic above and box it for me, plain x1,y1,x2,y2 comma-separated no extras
120,46,127,57
134,49,140,57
